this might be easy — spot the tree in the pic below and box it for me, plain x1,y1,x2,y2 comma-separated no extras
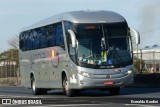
133,56,145,74
8,34,19,50
0,49,18,62
7,34,19,65
8,35,20,84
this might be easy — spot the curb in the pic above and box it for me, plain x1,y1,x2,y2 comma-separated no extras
131,84,160,88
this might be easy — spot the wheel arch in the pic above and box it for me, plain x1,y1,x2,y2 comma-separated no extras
30,71,35,88
61,70,68,87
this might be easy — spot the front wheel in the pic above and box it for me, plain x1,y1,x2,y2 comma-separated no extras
62,76,75,97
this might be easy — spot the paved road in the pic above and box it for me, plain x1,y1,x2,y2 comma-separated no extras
0,86,160,107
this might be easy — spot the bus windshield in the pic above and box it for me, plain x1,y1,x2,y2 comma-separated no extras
75,24,132,68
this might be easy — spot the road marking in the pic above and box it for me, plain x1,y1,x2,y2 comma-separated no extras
0,95,40,98
125,104,160,107
0,95,22,98
33,104,111,107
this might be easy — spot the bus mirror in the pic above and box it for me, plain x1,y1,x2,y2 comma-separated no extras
68,29,77,48
130,28,140,45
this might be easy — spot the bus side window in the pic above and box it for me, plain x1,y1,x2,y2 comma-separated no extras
55,23,64,47
25,32,29,51
41,27,47,48
28,31,33,50
23,32,27,51
33,30,38,49
20,34,24,51
48,25,56,47
38,28,46,48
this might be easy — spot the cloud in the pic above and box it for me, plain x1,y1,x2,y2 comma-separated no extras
138,1,160,48
139,2,160,32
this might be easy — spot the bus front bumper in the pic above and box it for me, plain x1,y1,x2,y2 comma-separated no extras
76,73,134,89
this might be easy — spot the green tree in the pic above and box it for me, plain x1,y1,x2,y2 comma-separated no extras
0,49,19,65
0,35,20,85
133,56,145,74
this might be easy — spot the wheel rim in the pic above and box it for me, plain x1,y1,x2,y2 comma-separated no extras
65,81,69,91
63,78,69,92
32,79,36,92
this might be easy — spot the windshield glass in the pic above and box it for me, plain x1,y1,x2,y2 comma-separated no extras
75,24,132,68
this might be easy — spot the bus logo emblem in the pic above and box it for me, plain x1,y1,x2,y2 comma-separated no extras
51,48,59,67
106,74,111,79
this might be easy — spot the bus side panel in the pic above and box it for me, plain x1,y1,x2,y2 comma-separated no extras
42,47,70,89
20,47,70,89
19,51,32,88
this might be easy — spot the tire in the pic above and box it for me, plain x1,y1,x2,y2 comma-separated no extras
31,76,41,95
109,87,120,95
40,89,47,95
62,76,75,97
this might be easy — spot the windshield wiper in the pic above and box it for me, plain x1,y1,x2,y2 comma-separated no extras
101,25,107,50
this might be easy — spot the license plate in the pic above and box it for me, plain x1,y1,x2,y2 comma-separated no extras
104,80,114,85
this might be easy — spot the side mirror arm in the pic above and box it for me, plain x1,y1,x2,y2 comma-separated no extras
130,28,140,45
68,29,77,48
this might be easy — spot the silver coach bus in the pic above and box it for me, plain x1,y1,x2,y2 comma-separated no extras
19,11,139,97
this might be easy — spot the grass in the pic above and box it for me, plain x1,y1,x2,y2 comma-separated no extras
0,77,20,86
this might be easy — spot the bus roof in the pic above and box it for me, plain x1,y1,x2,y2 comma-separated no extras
21,10,126,32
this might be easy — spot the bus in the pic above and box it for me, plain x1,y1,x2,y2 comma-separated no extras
19,11,140,97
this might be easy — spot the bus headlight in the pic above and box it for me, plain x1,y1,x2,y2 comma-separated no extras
80,71,91,77
127,70,133,74
122,70,133,75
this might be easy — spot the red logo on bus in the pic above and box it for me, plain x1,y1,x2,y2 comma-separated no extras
51,48,59,68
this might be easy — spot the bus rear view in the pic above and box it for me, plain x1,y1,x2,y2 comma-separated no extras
19,11,140,97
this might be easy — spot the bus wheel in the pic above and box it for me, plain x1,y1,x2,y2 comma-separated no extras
62,76,74,97
109,87,120,95
40,89,47,95
31,76,41,95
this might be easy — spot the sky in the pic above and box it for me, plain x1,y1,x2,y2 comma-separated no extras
0,0,160,52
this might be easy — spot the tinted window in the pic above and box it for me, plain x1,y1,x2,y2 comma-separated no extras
40,27,47,48
28,31,33,50
25,32,29,51
48,25,56,47
55,24,64,45
20,33,25,51
33,29,39,49
20,22,65,51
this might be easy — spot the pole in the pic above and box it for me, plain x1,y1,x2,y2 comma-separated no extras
140,49,142,74
153,52,155,73
137,44,138,60
154,52,156,73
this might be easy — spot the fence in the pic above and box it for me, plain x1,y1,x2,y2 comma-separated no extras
0,61,20,85
134,49,160,74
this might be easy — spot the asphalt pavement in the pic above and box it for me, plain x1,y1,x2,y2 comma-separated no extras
0,86,160,107
0,73,160,106
133,73,160,88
